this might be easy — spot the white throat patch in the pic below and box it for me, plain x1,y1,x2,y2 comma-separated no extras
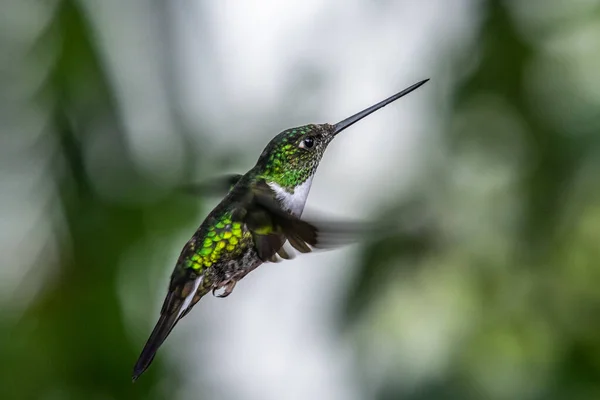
267,176,314,217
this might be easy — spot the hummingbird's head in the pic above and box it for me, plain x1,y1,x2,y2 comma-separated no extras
256,123,336,189
256,79,429,190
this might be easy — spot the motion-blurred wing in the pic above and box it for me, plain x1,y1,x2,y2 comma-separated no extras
245,180,363,262
181,174,243,197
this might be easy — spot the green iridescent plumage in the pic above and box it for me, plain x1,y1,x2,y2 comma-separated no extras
184,215,249,270
132,79,428,382
258,124,334,190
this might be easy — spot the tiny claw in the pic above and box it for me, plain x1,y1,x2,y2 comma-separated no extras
212,280,237,298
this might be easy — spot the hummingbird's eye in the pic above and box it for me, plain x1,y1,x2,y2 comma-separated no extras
300,136,315,149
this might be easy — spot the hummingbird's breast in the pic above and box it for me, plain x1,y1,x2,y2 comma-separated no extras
267,175,314,217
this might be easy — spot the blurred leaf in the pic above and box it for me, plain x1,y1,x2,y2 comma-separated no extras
0,1,200,399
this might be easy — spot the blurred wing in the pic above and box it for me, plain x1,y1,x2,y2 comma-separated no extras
181,174,243,197
245,180,363,262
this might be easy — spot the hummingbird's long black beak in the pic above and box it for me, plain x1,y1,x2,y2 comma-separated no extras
332,79,429,136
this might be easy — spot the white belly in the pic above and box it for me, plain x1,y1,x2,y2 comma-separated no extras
267,177,313,217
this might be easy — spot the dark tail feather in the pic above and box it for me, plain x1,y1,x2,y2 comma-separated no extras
132,312,180,382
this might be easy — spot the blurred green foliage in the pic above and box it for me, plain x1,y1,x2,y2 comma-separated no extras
345,1,600,399
2,0,600,399
1,1,197,398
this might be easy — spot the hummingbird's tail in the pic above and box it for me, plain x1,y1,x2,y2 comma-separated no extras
132,311,180,382
132,273,206,382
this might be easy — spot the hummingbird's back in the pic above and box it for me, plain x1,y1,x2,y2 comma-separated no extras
178,178,260,286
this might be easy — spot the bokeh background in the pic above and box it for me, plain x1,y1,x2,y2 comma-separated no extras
2,0,600,399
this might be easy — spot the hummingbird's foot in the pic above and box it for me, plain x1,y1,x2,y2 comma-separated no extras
212,263,260,298
212,280,237,298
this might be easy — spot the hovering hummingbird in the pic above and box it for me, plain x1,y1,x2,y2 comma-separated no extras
132,79,428,381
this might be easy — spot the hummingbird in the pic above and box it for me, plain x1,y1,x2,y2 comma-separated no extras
132,79,428,381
